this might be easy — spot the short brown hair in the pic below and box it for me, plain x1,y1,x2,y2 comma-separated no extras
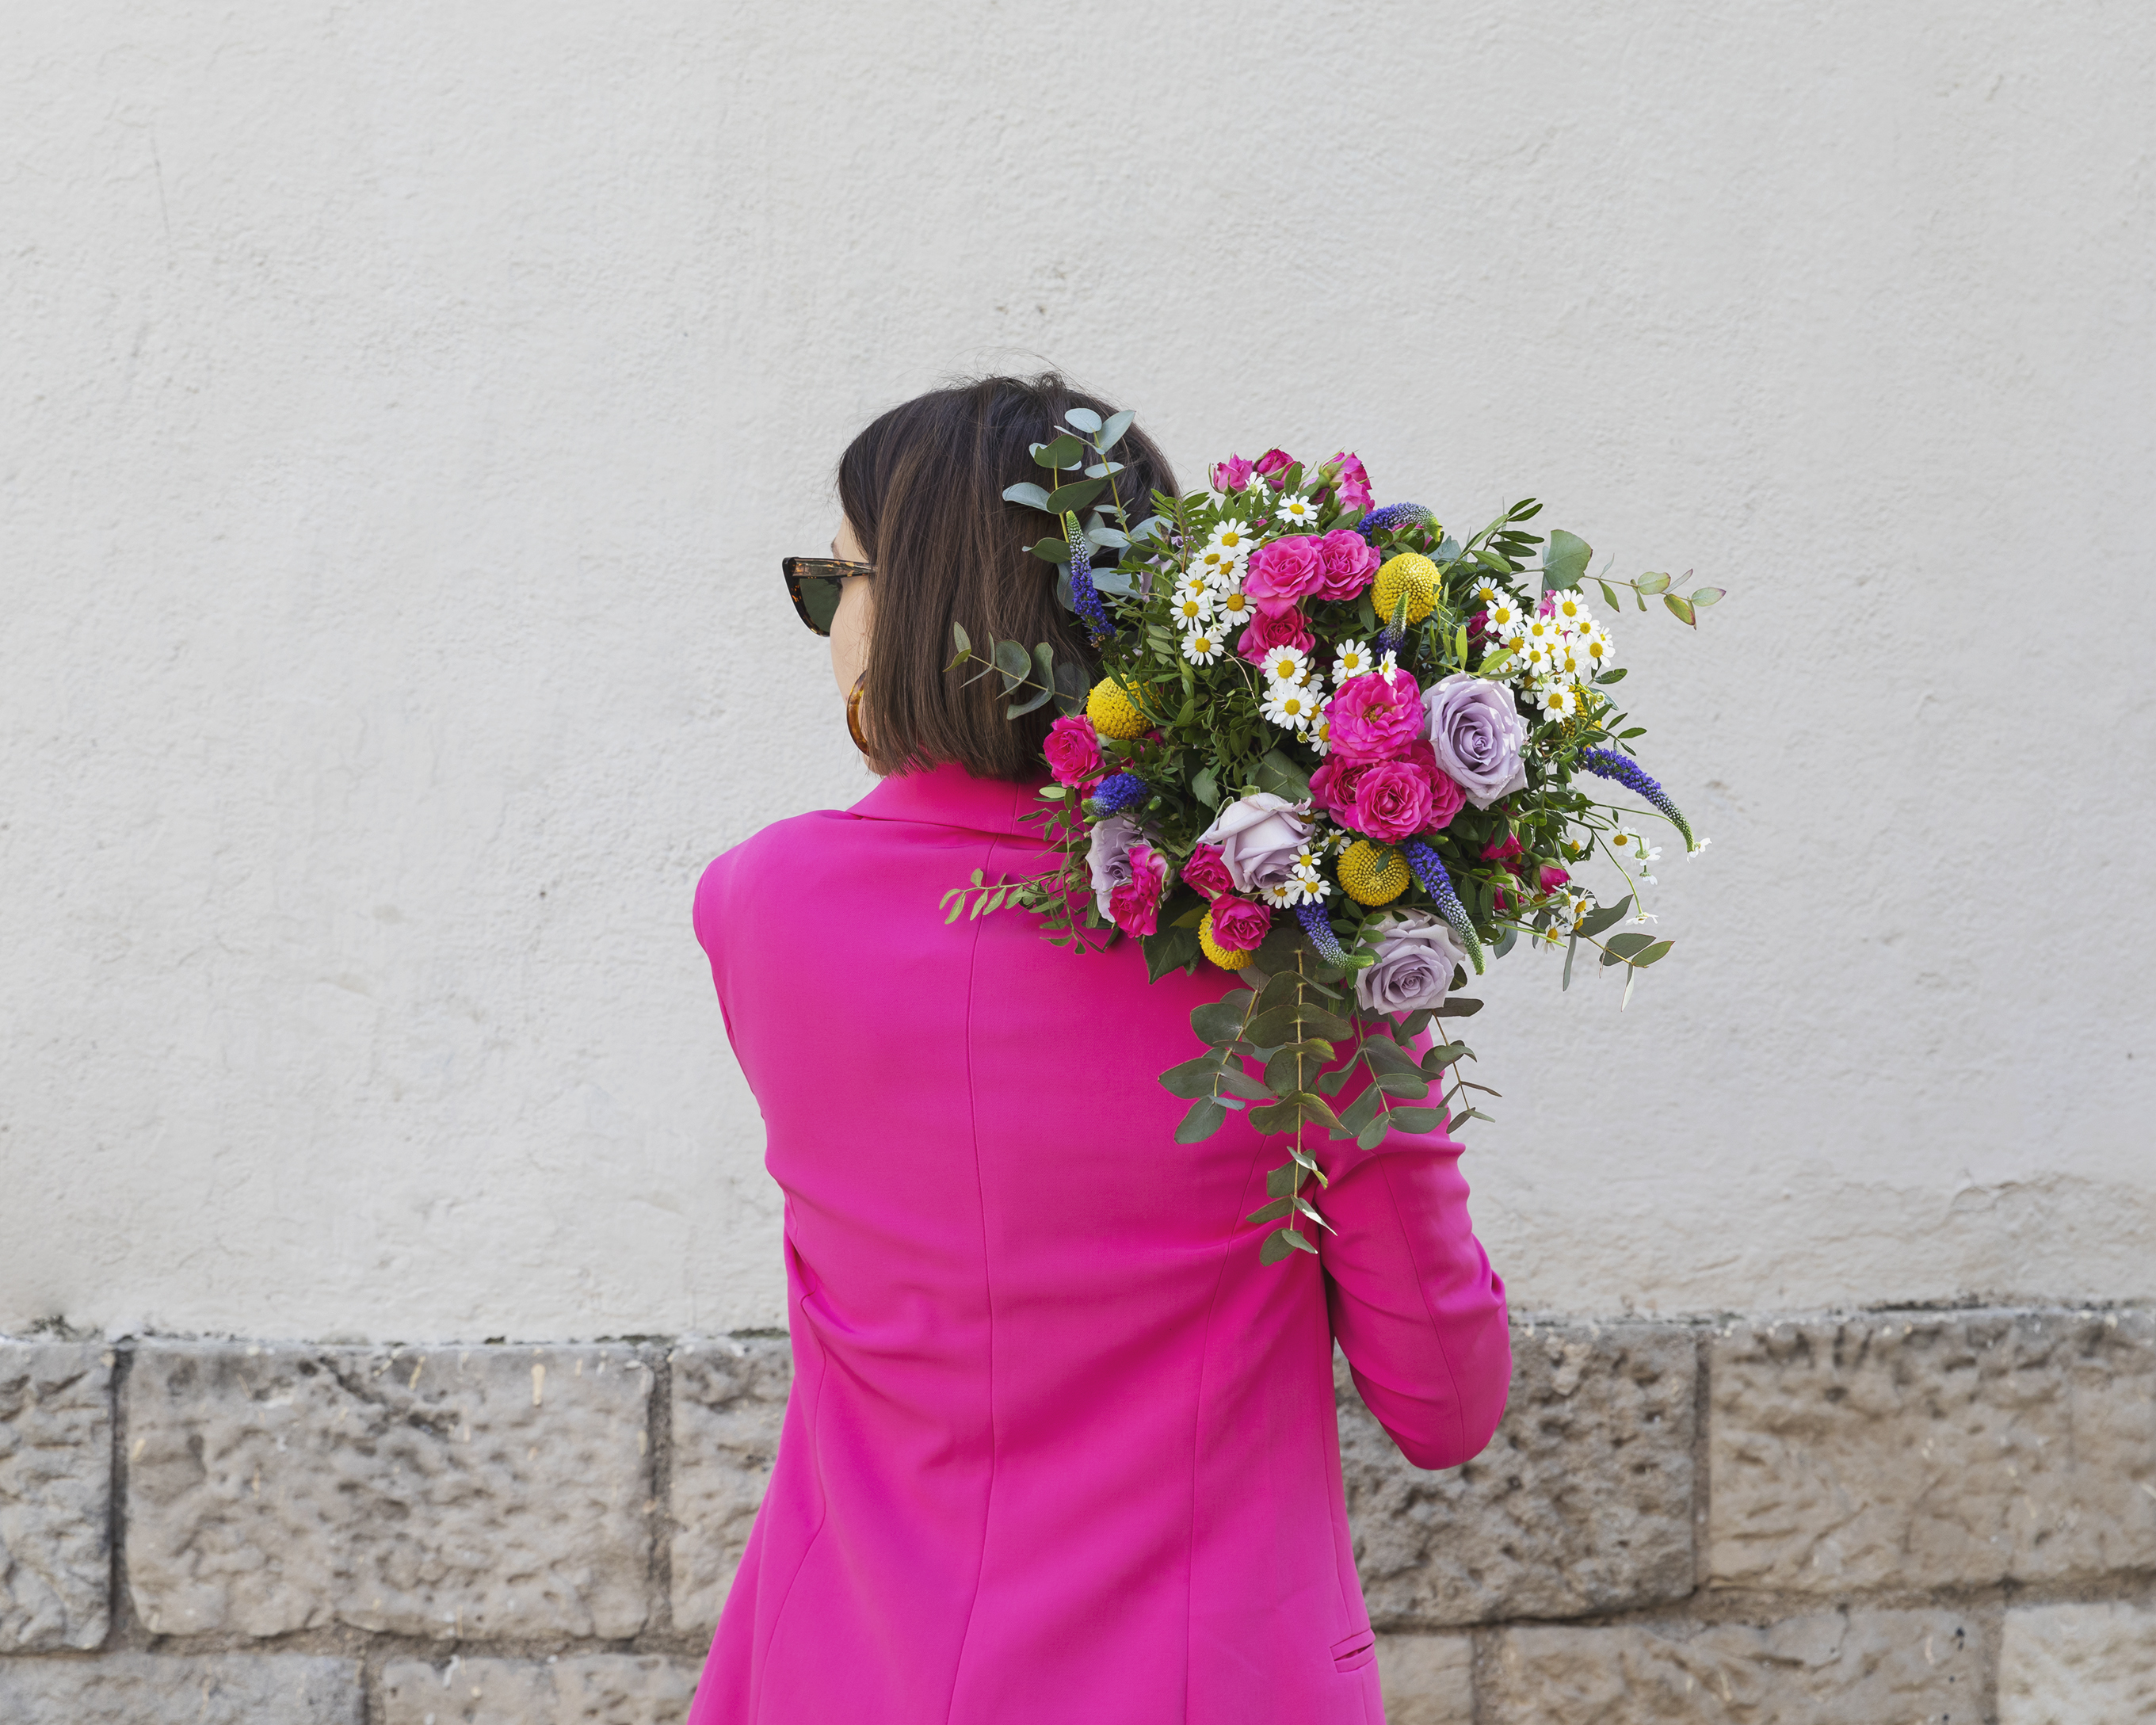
838,373,1178,780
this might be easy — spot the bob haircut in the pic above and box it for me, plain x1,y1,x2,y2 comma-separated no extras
838,373,1178,781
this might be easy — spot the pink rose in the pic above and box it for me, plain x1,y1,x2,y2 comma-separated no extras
1181,842,1234,900
1347,759,1436,844
1326,451,1373,513
1109,842,1170,937
1235,605,1315,664
1242,536,1327,616
1211,454,1255,492
1254,448,1296,489
1311,529,1379,601
1307,755,1372,822
1043,714,1104,787
1538,864,1570,895
1407,740,1467,830
1324,668,1426,764
1208,894,1272,952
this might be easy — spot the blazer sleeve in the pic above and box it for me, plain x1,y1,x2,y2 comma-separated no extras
1316,1059,1512,1471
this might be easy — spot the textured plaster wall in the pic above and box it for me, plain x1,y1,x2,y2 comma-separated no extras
3,2,2150,1342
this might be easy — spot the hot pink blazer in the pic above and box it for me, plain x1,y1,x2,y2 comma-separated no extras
686,761,1509,1724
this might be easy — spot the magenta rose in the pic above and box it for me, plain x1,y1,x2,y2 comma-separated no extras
1324,668,1426,764
1208,894,1272,952
1211,454,1256,492
1109,842,1170,937
1346,759,1437,843
1242,536,1327,616
1311,529,1379,601
1538,864,1570,895
1043,714,1104,787
1254,448,1296,489
1307,755,1372,822
1181,842,1234,900
1326,451,1374,513
1406,740,1467,830
1235,605,1315,664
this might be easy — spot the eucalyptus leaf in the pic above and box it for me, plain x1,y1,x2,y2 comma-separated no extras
1574,896,1632,938
1663,593,1697,628
1063,406,1103,433
1031,536,1073,565
1254,747,1312,802
1360,1038,1423,1077
1097,408,1135,450
1602,930,1657,964
1089,564,1135,597
1635,571,1671,595
1191,999,1248,1044
1032,433,1084,470
1246,1197,1292,1225
951,621,971,655
1219,1065,1274,1101
1257,1227,1305,1265
1246,1006,1304,1048
1355,1115,1390,1151
1375,1070,1432,1099
1542,529,1593,592
1336,1085,1383,1135
1691,586,1725,607
1175,1097,1226,1144
1160,1053,1227,1100
1045,478,1109,514
1143,922,1204,981
991,639,1030,690
1006,686,1052,718
1265,1162,1301,1199
1634,938,1674,966
1387,1105,1445,1132
1083,462,1126,479
1001,482,1052,509
1434,997,1482,1017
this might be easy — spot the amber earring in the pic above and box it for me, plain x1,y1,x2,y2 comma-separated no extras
846,673,870,754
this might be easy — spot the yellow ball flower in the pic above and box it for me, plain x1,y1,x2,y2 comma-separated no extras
1338,840,1411,906
1198,910,1254,970
1086,675,1148,738
1372,553,1440,624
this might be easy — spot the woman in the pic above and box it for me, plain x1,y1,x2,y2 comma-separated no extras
686,374,1510,1724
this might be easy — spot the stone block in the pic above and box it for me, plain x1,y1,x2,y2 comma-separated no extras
126,1341,653,1639
2000,1600,2156,1723
380,1655,698,1724
0,1652,361,1722
1484,1608,1982,1723
0,1341,112,1651
669,1335,791,1636
1339,1320,1695,1626
1708,1309,2156,1592
1374,1632,1474,1725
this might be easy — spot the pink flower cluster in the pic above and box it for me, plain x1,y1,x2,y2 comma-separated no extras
1309,668,1468,845
1181,842,1269,952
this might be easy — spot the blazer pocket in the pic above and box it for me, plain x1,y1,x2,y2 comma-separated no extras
1330,1628,1376,1672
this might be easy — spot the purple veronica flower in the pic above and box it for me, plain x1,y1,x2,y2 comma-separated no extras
1355,502,1436,543
1578,749,1694,849
1066,515,1114,644
1294,899,1344,964
1400,839,1486,975
1090,773,1147,815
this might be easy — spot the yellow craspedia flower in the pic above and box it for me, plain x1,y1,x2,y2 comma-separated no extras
1086,675,1148,738
1338,840,1411,906
1372,553,1440,624
1198,910,1253,970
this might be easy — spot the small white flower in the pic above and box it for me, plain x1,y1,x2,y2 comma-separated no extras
1639,872,1658,887
1549,639,1593,683
1169,590,1215,628
1607,828,1662,866
1289,864,1332,904
1522,639,1557,678
1275,492,1318,527
1535,681,1583,719
1260,644,1310,685
1181,629,1223,666
1307,704,1334,757
1261,682,1320,731
1331,638,1373,681
1485,594,1528,639
1521,612,1561,651
1215,587,1255,625
1548,590,1593,628
1207,518,1254,559
1173,568,1212,605
1196,545,1243,587
1468,574,1515,611
1201,489,1230,512
1688,835,1712,857
1259,878,1300,907
1377,647,1399,678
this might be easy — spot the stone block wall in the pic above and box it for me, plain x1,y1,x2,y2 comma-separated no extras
0,1308,2149,1722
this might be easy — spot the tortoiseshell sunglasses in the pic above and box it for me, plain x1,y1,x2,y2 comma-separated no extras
782,557,874,635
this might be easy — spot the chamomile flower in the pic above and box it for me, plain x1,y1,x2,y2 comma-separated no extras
1468,573,1516,612
1259,644,1311,687
1261,681,1321,731
1196,544,1243,587
1521,639,1558,679
1206,518,1255,560
1520,612,1562,653
1549,638,1593,683
1181,628,1224,666
1288,861,1331,903
1214,586,1256,626
1330,638,1375,681
1535,680,1584,719
1307,704,1334,757
1169,589,1215,629
1274,492,1318,528
1606,828,1662,867
1548,590,1594,628
1172,567,1213,606
1376,647,1399,679
1484,593,1528,639
1259,878,1302,908
1578,624,1616,673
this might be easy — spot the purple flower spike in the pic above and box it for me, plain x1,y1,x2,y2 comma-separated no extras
1294,899,1345,964
1356,502,1437,544
1089,772,1148,815
1578,749,1695,849
1066,513,1115,644
1400,839,1486,975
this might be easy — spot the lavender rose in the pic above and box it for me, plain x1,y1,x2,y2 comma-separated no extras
1421,673,1528,809
1355,910,1468,1015
1087,813,1143,917
1195,792,1312,893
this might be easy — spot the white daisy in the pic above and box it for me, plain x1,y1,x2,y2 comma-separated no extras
1578,625,1616,674
1261,682,1321,731
1548,590,1593,628
1307,704,1334,757
1288,862,1331,904
1468,574,1515,611
1172,568,1212,605
1259,878,1301,908
1214,587,1256,626
1522,639,1557,678
1275,492,1318,528
1196,544,1243,587
1485,595,1528,641
1260,644,1310,686
1168,590,1215,629
1207,518,1255,559
1181,629,1223,666
1520,612,1562,651
1549,638,1593,683
1607,828,1662,866
1376,647,1399,678
1535,680,1582,719
1330,638,1374,681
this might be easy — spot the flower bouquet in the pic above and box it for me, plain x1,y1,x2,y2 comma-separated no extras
944,407,1720,1265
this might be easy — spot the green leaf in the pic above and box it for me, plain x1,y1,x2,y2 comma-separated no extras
1160,1053,1227,1099
1097,409,1135,451
1594,578,1620,609
1258,1226,1315,1265
1421,1041,1471,1071
990,639,1030,690
1030,536,1073,565
1082,462,1125,479
1617,726,1647,738
1433,997,1482,1017
1246,1197,1292,1225
1634,938,1675,966
1032,433,1084,470
951,621,971,655
1254,748,1311,802
1360,1038,1423,1077
1192,765,1219,808
1219,1065,1275,1101
1601,930,1657,965
1175,1097,1227,1143
1542,529,1593,591
1045,477,1109,514
1355,1114,1390,1151
1246,1005,1303,1048
1143,923,1203,981
1007,685,1052,718
1001,482,1052,509
1375,1070,1432,1099
1635,571,1671,595
1298,1004,1354,1041
1387,1105,1445,1132
1691,586,1726,607
1574,896,1632,938
1594,667,1628,685
1335,1085,1383,1135
1663,593,1697,628
1192,999,1248,1044
1264,1040,1337,1095
1265,1161,1301,1198
1315,1063,1350,1096
1250,1092,1342,1134
1063,406,1103,433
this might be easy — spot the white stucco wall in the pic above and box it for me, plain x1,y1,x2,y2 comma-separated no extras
4,2,2150,1342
